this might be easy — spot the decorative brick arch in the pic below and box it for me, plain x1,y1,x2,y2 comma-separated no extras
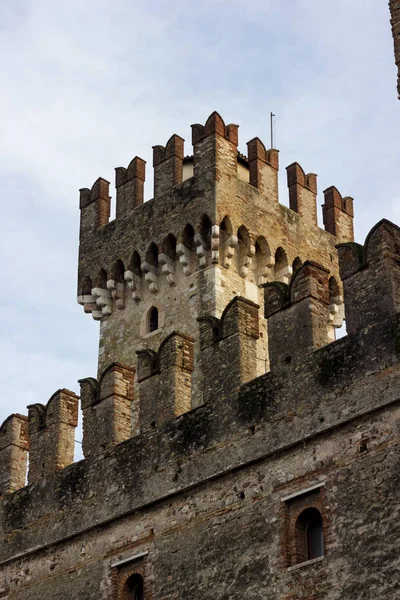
282,484,329,567
295,507,324,563
121,573,144,600
111,558,151,600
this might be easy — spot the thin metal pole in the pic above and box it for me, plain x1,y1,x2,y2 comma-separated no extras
270,112,275,149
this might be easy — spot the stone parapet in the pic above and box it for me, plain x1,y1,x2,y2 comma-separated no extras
27,389,78,484
1,281,399,566
79,363,135,458
0,414,28,495
137,332,194,429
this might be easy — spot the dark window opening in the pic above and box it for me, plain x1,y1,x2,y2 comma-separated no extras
199,214,212,249
292,256,302,272
295,507,324,562
149,307,158,332
146,242,159,269
307,517,324,559
182,223,195,250
124,573,143,600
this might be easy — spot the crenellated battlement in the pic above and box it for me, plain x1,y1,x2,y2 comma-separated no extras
79,363,135,457
77,112,353,240
264,261,331,369
322,185,354,242
78,113,351,248
3,220,398,517
115,156,146,219
77,113,354,387
79,177,111,236
0,414,28,495
336,219,400,334
27,389,78,484
153,134,185,198
286,162,318,225
246,137,279,199
0,112,364,510
191,111,239,146
1,221,399,578
4,69,400,594
137,332,194,429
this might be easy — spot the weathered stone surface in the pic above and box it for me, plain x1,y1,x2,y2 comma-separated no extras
77,112,348,393
1,113,399,600
390,0,400,98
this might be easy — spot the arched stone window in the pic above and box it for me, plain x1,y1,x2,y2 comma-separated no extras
145,243,159,270
219,216,237,268
237,225,253,277
140,301,165,337
114,259,125,284
122,573,144,600
327,276,345,341
199,214,212,250
292,256,302,273
255,236,272,285
182,223,195,250
130,251,142,277
177,224,195,275
161,233,177,259
143,243,159,293
159,234,177,285
274,247,292,283
295,507,324,563
193,215,213,268
125,251,142,301
149,306,158,332
108,259,126,309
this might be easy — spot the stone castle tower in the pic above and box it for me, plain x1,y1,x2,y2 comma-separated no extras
0,112,399,599
77,112,352,407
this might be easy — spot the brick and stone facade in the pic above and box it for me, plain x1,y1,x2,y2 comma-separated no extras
390,0,400,98
0,112,399,599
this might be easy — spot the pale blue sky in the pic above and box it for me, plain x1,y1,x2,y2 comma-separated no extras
0,1,398,439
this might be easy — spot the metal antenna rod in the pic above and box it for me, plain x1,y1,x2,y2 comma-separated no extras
270,112,275,149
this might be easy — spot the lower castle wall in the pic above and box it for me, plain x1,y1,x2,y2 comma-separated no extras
1,315,399,598
1,399,398,599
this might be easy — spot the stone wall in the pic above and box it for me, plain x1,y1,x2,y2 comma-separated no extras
0,219,399,599
1,401,398,599
77,112,352,405
390,0,400,98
